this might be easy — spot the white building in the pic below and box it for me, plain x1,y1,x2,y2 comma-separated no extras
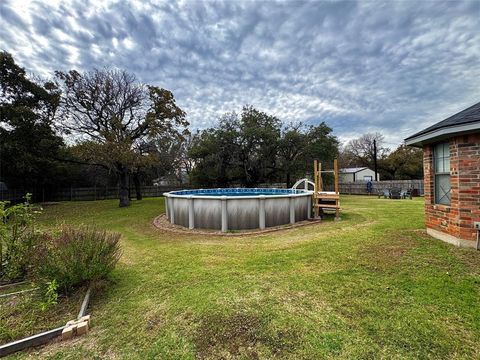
339,167,379,182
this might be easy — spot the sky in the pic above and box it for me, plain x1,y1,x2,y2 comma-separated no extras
1,0,480,148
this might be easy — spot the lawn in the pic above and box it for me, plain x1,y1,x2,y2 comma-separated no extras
9,195,480,359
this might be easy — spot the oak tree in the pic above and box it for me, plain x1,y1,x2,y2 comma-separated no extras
56,69,188,207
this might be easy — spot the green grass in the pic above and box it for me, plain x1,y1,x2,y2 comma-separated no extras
8,196,480,359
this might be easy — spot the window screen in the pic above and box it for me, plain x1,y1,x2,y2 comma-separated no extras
434,142,450,205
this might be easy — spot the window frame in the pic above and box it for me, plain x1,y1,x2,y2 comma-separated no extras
433,142,451,206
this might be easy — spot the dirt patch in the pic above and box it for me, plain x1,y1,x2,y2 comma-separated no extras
144,308,166,332
153,213,322,237
357,232,418,270
194,312,298,359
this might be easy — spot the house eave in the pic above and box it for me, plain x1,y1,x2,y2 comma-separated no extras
339,168,368,174
405,122,480,147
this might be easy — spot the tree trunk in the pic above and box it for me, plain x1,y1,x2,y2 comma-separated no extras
133,172,142,200
286,172,291,189
118,165,130,207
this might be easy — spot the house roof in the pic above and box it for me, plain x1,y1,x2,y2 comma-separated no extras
405,101,480,147
340,167,368,173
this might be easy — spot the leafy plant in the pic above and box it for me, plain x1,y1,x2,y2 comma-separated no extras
0,193,41,281
39,279,59,311
34,226,121,294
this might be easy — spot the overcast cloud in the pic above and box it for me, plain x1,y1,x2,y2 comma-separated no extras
1,0,480,147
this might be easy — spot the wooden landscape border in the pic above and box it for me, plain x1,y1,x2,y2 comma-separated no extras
0,285,92,357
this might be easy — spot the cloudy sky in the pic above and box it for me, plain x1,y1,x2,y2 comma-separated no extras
1,0,480,147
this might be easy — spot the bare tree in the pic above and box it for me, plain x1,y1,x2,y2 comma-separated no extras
343,132,389,169
56,68,188,207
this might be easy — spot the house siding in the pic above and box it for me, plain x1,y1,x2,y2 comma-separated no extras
340,168,378,182
340,173,355,182
356,168,378,181
423,133,480,247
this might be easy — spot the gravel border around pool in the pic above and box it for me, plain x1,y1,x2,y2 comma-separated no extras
152,213,322,237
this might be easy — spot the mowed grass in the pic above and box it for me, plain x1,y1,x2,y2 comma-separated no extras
11,195,480,359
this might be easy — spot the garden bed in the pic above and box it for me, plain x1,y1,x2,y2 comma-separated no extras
0,285,87,345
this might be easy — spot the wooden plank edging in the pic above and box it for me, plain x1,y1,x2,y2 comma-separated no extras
77,286,91,319
0,281,28,290
0,327,65,357
0,285,93,357
0,287,40,298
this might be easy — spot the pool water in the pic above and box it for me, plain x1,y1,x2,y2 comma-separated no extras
170,188,303,197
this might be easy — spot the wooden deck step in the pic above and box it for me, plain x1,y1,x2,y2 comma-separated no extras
314,194,340,199
314,204,340,209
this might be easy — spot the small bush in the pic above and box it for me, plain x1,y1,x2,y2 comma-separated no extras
0,194,40,282
35,226,121,294
39,279,59,311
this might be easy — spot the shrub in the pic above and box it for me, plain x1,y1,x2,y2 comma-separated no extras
0,194,40,282
35,226,121,294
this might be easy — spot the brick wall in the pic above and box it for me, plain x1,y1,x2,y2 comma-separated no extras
424,133,480,246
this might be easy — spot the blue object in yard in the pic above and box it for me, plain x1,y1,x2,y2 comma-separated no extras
366,180,373,194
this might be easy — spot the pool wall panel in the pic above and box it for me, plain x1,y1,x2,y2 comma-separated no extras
227,198,259,230
194,199,222,230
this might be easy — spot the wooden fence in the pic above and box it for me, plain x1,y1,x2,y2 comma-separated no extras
334,179,424,195
0,185,185,202
0,179,424,202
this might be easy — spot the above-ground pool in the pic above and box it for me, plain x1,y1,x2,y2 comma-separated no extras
163,188,313,232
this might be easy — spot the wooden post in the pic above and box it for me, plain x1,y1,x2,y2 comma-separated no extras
318,161,322,192
313,160,319,218
334,159,339,194
334,158,340,220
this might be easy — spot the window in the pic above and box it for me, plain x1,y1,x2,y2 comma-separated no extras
363,176,373,181
434,142,450,205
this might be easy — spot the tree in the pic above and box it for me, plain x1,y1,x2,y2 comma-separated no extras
384,144,423,180
344,133,389,166
342,132,390,179
278,122,339,187
56,69,188,207
189,106,339,187
153,133,195,186
236,106,280,186
278,124,308,187
304,122,339,173
189,107,281,187
0,51,66,198
189,114,239,187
